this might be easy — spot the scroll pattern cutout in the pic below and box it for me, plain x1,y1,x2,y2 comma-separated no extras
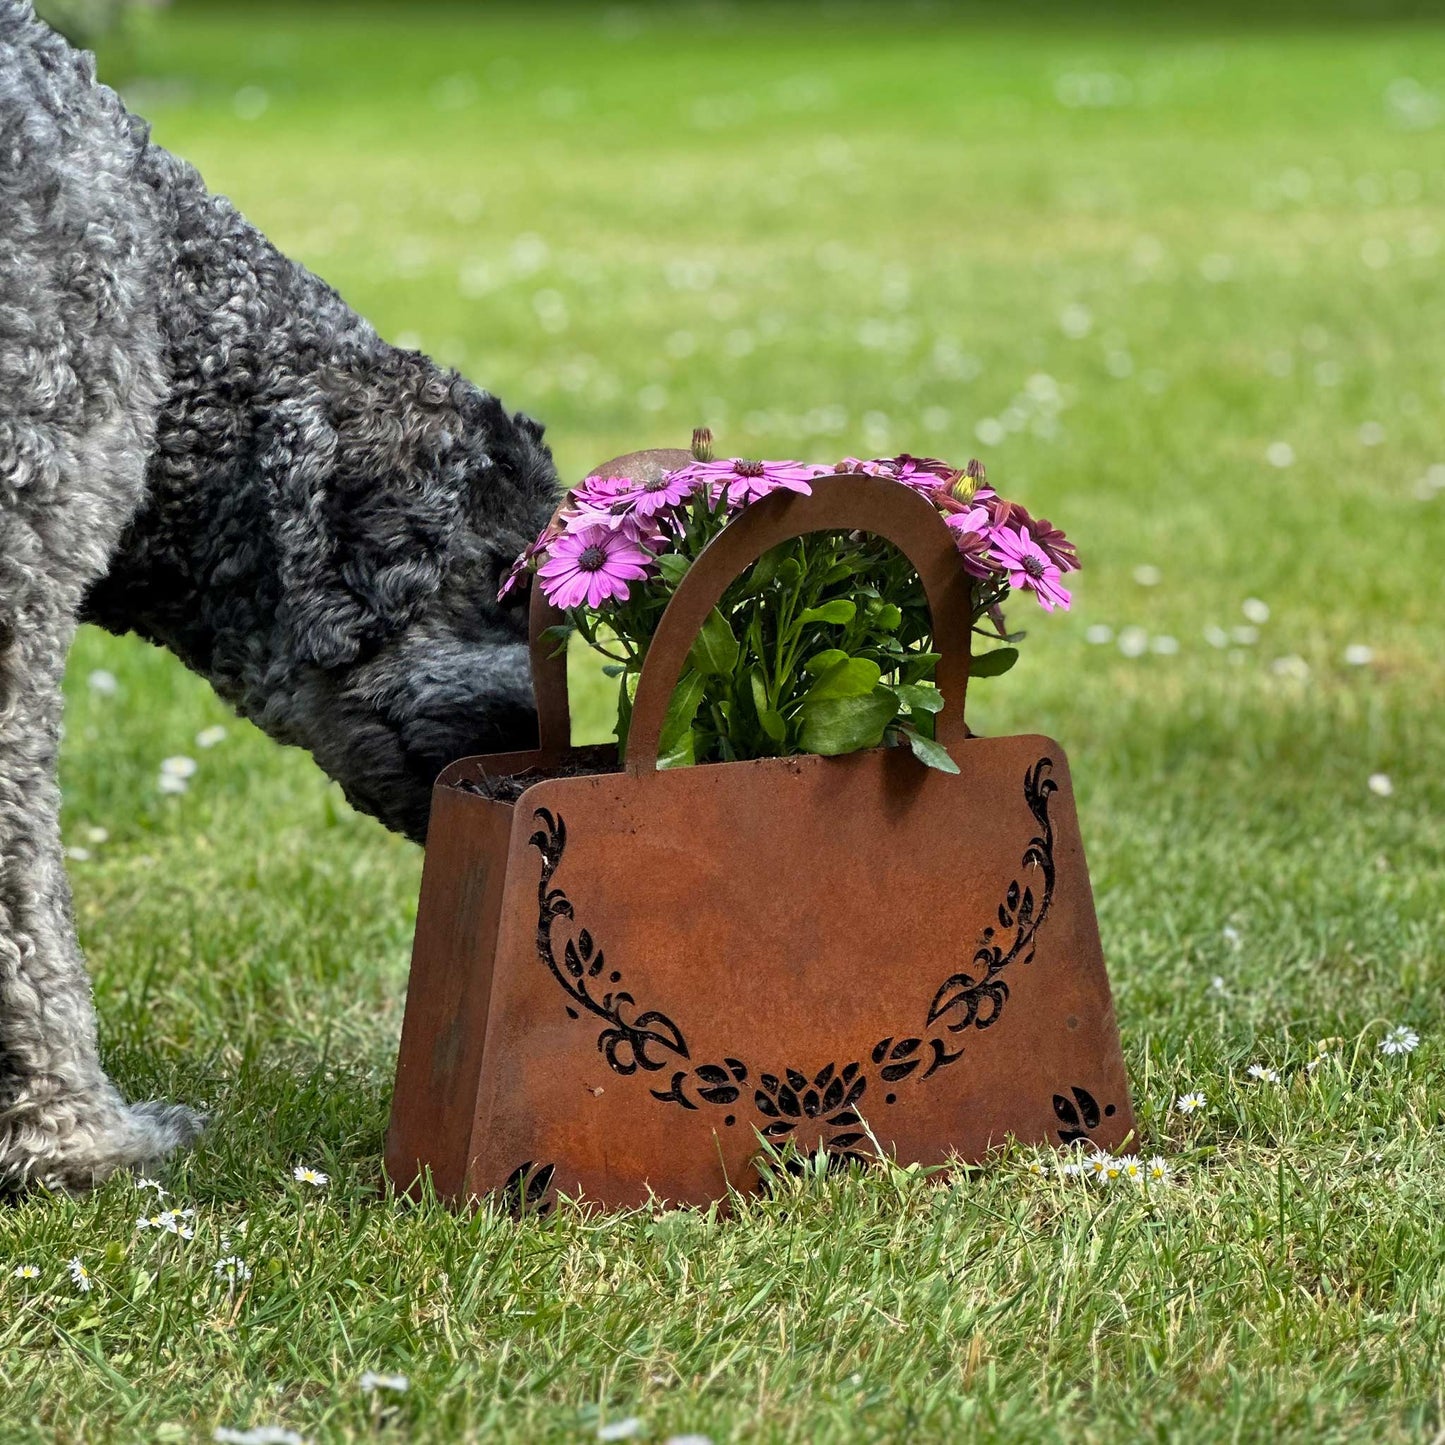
530,757,1059,1161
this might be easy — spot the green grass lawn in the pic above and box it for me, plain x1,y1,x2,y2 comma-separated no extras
4,1,1445,1439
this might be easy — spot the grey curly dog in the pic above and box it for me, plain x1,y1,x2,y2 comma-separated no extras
0,4,559,1189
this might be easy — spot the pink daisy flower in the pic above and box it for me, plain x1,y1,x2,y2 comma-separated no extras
536,524,655,609
1024,515,1080,573
941,505,998,579
990,526,1072,612
885,454,956,492
497,518,563,601
830,457,897,478
673,458,819,506
588,469,700,525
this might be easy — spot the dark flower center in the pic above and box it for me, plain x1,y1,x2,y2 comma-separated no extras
735,459,766,478
578,545,607,572
1021,554,1047,580
644,476,670,492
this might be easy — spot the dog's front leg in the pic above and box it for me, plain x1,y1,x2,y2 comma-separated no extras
0,590,202,1193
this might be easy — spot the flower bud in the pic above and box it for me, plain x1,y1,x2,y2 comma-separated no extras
947,470,977,504
691,426,714,462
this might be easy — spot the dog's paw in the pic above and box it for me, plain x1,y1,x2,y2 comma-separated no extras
0,1095,206,1193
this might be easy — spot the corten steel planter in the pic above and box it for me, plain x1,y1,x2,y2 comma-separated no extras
386,455,1134,1211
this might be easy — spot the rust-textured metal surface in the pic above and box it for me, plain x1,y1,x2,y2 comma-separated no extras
386,460,1134,1210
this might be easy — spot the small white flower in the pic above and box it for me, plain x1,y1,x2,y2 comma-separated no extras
1368,773,1394,797
1085,1151,1116,1183
11,1263,40,1280
1246,1064,1281,1083
160,755,198,779
1203,624,1230,649
1118,1154,1145,1182
359,1371,409,1394
65,846,90,862
68,1257,92,1293
1117,626,1149,658
1222,926,1241,949
598,1420,642,1442
1208,976,1227,997
1231,625,1259,645
136,1213,162,1231
1380,1025,1420,1056
84,825,109,845
1150,634,1180,656
137,1177,167,1198
213,1429,305,1445
1241,597,1270,624
1146,1156,1170,1183
1057,1160,1085,1177
1176,1091,1207,1114
157,1209,195,1238
662,1437,714,1445
293,1165,329,1187
1084,624,1114,645
1132,564,1162,587
87,669,119,695
158,773,189,795
1023,1159,1049,1179
1343,643,1374,666
1266,440,1295,468
214,1256,252,1283
196,725,228,748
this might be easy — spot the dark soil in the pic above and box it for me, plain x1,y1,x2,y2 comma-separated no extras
452,756,622,803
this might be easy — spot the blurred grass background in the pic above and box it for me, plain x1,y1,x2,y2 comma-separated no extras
3,1,1444,1440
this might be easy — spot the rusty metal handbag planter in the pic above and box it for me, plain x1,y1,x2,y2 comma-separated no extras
385,466,1134,1210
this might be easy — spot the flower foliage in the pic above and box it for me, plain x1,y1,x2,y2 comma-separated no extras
500,446,1078,769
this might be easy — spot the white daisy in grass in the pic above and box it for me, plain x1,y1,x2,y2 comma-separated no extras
160,755,197,779
1023,1159,1049,1179
598,1421,642,1442
87,669,119,695
1057,1159,1086,1178
359,1371,409,1394
214,1256,252,1283
136,1213,164,1232
159,1209,195,1238
293,1165,329,1187
213,1428,306,1445
1085,1152,1115,1184
196,725,228,748
1146,1157,1170,1183
1380,1025,1420,1056
1246,1064,1281,1084
67,1257,92,1293
1118,1155,1145,1182
136,1177,167,1198
1176,1091,1207,1114
158,773,189,795
84,826,109,845
11,1264,40,1280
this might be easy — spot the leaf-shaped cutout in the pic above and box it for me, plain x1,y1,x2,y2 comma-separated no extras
880,1059,920,1082
698,1084,740,1106
802,1090,821,1118
828,1133,866,1148
842,1077,866,1108
563,940,584,977
763,1121,795,1138
1018,888,1034,926
1073,1087,1101,1129
871,1038,893,1065
726,1057,748,1081
814,1063,835,1090
1006,880,1020,913
754,1092,780,1118
778,1088,802,1118
1053,1094,1081,1127
889,1038,921,1060
786,1068,808,1092
587,949,606,978
577,929,593,960
822,1077,845,1112
828,1111,860,1127
998,903,1012,928
696,1064,731,1085
760,1073,780,1095
842,1062,860,1084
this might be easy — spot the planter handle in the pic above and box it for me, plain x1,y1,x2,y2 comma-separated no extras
625,473,975,774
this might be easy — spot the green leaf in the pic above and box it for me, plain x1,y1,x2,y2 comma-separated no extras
901,651,941,685
803,657,883,702
776,558,803,585
750,669,787,745
601,663,627,678
870,602,903,631
654,552,691,584
822,560,856,585
799,686,899,755
800,599,856,626
658,670,708,769
741,543,788,595
540,623,574,659
901,725,961,774
689,607,740,676
894,683,944,714
971,646,1019,678
803,649,850,676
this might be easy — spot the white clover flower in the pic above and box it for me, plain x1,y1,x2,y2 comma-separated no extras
1343,643,1374,666
293,1165,329,1187
1380,1025,1420,1056
158,773,189,795
358,1371,409,1394
87,669,118,695
214,1256,252,1283
1242,597,1270,624
1246,1064,1281,1083
1176,1091,1207,1114
68,1257,92,1293
598,1421,642,1442
213,1429,305,1445
196,725,228,748
1146,1157,1170,1183
84,826,109,845
1368,773,1394,797
11,1264,40,1280
160,755,198,778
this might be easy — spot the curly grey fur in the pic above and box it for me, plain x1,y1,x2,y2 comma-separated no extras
0,4,558,1190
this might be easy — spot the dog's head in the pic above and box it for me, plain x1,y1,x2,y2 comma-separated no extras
269,354,559,844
